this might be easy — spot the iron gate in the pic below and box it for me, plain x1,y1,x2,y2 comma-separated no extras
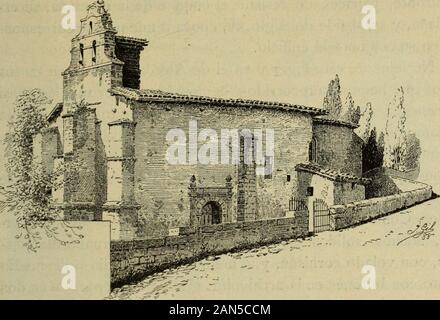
313,198,330,232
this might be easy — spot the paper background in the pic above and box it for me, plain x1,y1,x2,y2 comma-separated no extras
1,0,439,299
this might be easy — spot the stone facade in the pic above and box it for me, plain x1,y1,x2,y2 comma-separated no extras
237,135,258,222
62,107,104,221
334,181,365,205
188,175,234,226
330,180,432,230
131,100,315,232
295,163,368,208
110,213,308,288
32,127,61,174
34,1,367,240
296,172,335,205
312,118,363,177
50,1,146,234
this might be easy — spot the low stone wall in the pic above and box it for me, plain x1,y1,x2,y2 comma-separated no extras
330,179,432,230
110,213,308,288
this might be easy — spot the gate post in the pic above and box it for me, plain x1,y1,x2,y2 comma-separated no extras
308,196,314,233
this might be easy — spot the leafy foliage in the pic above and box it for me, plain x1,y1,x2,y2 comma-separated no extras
356,102,373,142
5,89,49,180
383,87,408,170
342,92,361,124
362,127,384,174
1,89,83,252
323,76,360,125
321,78,421,175
404,132,421,170
323,74,343,119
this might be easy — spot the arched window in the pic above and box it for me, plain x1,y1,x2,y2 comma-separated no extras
79,43,84,66
89,21,93,34
309,137,317,162
92,40,97,64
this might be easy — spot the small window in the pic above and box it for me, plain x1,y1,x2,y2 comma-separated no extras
92,40,97,64
89,21,93,34
351,182,356,189
287,175,291,182
79,43,84,65
307,187,314,197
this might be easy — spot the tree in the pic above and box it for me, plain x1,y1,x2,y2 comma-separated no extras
342,92,354,121
323,74,342,119
352,106,362,125
1,89,83,252
356,102,373,142
342,92,361,124
362,127,384,173
383,86,407,171
378,130,385,157
404,132,421,170
5,89,48,181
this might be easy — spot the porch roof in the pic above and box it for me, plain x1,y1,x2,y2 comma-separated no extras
295,163,371,184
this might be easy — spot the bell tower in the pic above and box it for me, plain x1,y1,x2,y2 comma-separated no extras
62,0,123,113
59,1,147,238
72,0,118,68
62,0,148,113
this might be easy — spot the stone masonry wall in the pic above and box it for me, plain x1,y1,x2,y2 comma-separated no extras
133,101,313,234
330,180,432,230
313,123,363,177
237,137,257,221
333,181,365,205
110,212,308,288
32,127,61,174
63,108,101,221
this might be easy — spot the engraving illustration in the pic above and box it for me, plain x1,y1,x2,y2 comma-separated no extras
0,0,438,301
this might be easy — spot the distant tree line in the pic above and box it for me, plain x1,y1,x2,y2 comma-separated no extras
322,75,421,174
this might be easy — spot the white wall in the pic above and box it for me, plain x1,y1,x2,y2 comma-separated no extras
0,219,111,300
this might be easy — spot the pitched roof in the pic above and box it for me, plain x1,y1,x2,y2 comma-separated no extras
47,102,63,122
109,86,327,115
295,163,371,184
313,116,359,129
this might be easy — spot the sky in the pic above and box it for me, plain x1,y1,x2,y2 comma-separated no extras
0,0,439,188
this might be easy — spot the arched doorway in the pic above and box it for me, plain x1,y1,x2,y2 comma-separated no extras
200,201,222,225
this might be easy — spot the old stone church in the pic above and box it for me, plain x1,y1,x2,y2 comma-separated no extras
33,1,369,240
